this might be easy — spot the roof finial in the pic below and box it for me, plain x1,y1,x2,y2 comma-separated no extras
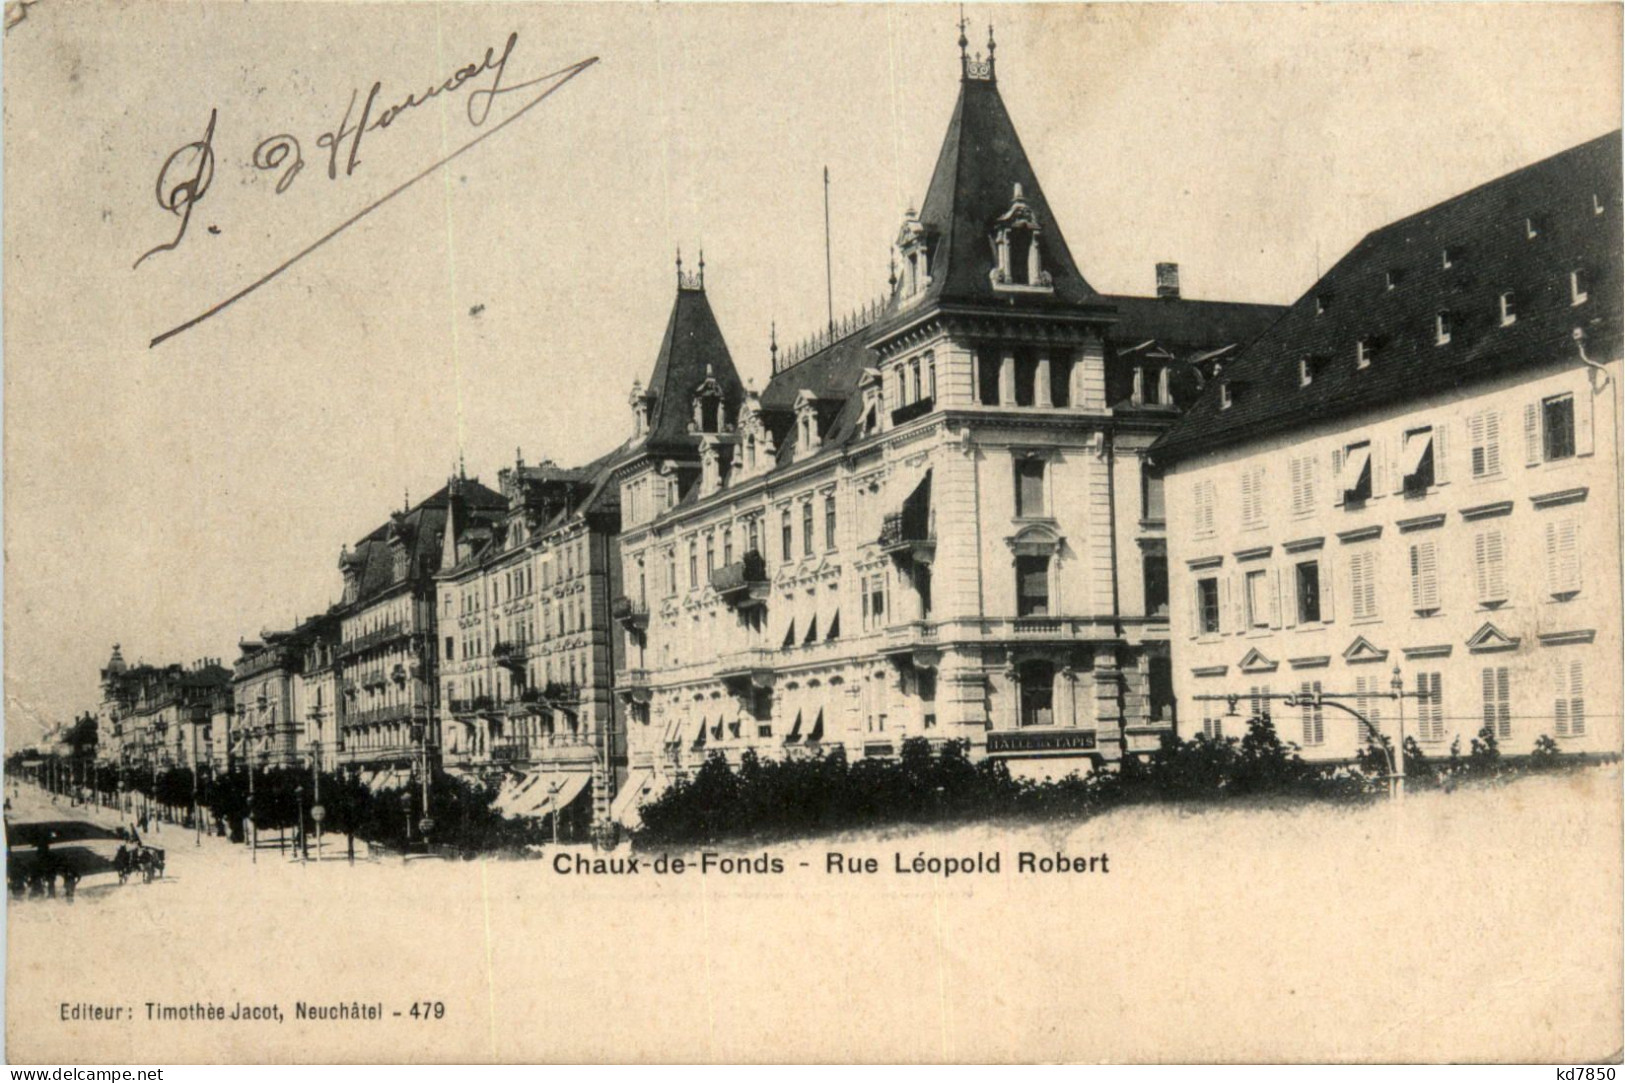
458,450,467,481
958,4,969,67
770,320,779,369
403,488,410,511
676,246,683,283
698,248,705,288
888,249,898,292
987,22,996,77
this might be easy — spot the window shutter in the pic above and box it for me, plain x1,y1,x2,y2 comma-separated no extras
1188,579,1200,639
1416,541,1439,610
1524,403,1542,466
1561,519,1580,594
1268,568,1282,628
1576,386,1595,456
1409,545,1422,610
1474,533,1488,601
1392,435,1407,494
1487,530,1506,601
1220,573,1234,634
1290,458,1305,515
1330,448,1345,506
1570,660,1586,736
1368,440,1384,496
1481,668,1496,734
1433,423,1450,484
1553,659,1570,736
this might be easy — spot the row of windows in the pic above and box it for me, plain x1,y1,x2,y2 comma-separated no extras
1207,661,1587,747
975,349,1077,409
1193,517,1581,634
1194,391,1588,534
640,495,841,600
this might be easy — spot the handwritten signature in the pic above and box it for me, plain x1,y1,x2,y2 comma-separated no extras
133,107,216,269
137,32,599,347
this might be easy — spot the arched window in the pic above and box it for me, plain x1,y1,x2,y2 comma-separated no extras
1019,661,1055,727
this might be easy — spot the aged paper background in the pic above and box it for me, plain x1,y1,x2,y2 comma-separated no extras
4,1,1621,1064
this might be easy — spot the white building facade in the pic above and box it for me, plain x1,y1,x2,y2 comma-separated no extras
1156,131,1622,760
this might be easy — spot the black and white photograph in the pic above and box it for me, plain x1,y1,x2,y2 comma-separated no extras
2,0,1620,1066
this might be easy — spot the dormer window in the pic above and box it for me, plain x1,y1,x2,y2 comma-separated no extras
1571,268,1590,306
1499,291,1517,326
629,379,652,438
989,183,1053,293
1435,312,1453,346
1156,366,1171,406
1386,269,1402,290
1299,358,1313,387
1442,247,1457,269
1315,293,1331,316
793,390,823,460
1357,337,1375,369
1219,382,1234,410
690,364,726,434
1525,216,1541,240
895,209,931,300
1593,192,1606,216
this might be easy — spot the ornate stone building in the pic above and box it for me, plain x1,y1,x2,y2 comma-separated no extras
332,481,506,793
608,36,1282,824
434,455,624,836
95,645,231,781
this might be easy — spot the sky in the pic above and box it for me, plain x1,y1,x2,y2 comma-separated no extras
3,2,1619,748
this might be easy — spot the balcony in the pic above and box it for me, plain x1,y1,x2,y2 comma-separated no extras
340,621,407,658
492,641,528,674
716,648,775,688
612,595,649,632
344,703,422,728
889,396,934,427
710,551,769,608
615,668,652,704
879,510,936,565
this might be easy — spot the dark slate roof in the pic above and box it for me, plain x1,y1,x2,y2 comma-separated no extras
905,73,1099,311
350,480,505,602
1154,131,1623,465
1104,295,1286,355
640,284,745,454
759,323,879,466
440,447,624,575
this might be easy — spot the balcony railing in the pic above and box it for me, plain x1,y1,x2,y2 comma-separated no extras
711,551,769,606
343,703,422,728
340,622,408,658
879,510,936,562
492,641,527,673
889,396,935,426
612,595,650,631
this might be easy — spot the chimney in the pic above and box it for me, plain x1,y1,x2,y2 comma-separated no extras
1156,262,1181,300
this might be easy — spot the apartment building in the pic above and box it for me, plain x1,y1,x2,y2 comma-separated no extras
1154,132,1622,759
608,37,1283,824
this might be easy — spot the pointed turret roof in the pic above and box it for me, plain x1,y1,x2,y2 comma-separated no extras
909,66,1099,309
640,276,744,453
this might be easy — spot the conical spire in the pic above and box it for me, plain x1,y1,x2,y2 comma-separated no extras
910,37,1096,308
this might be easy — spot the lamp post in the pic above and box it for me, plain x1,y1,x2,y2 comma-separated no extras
1194,675,1425,801
308,737,323,863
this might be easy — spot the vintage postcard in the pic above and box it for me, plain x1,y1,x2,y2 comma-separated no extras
3,1,1621,1065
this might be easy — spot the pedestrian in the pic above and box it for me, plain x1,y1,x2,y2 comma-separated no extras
114,844,130,885
61,867,79,902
